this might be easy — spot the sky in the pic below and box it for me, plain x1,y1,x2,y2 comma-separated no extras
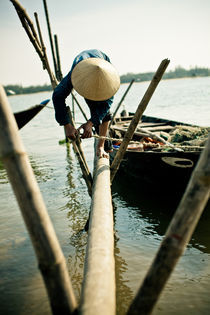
0,0,209,86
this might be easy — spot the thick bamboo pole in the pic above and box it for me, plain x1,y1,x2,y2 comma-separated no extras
127,134,210,315
0,85,77,314
110,78,135,126
79,156,115,315
110,59,170,183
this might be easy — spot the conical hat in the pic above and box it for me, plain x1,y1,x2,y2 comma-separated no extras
71,58,120,101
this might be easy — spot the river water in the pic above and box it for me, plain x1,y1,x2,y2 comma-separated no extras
0,77,210,314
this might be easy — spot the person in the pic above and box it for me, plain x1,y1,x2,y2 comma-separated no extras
52,49,120,158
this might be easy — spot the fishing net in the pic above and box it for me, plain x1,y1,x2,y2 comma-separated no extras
169,125,210,147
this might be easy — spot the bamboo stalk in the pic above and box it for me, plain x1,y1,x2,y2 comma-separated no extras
110,59,170,183
79,156,115,315
127,134,210,315
0,85,77,315
110,79,135,126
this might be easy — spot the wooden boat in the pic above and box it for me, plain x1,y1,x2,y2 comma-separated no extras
109,113,209,193
14,99,50,129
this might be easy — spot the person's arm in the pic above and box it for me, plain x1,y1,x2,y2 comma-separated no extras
52,73,78,140
52,72,73,126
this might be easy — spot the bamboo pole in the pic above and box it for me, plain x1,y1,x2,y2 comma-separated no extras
71,92,89,121
127,134,210,315
54,34,63,81
0,85,77,315
10,0,57,89
72,94,75,120
110,78,135,126
110,59,170,183
67,107,93,196
79,155,115,315
42,0,59,79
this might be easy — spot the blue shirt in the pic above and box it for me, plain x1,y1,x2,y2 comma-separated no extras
52,49,114,126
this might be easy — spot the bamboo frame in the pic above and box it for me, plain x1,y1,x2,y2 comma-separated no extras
0,85,77,314
110,59,170,183
127,133,210,315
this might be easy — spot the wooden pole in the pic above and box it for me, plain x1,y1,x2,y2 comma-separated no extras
0,85,77,315
127,134,210,315
110,59,170,183
79,156,115,315
110,79,135,126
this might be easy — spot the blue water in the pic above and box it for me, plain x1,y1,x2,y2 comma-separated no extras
0,77,210,314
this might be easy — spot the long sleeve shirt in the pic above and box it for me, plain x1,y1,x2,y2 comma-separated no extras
52,49,114,126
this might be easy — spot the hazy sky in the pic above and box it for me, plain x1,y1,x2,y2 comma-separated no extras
0,0,209,86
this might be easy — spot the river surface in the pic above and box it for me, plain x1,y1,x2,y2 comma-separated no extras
0,77,210,314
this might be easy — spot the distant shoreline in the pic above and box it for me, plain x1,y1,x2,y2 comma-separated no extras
4,67,210,96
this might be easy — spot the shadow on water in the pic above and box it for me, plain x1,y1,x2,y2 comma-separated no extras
112,170,210,254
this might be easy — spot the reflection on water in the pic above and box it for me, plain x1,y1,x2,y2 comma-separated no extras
112,171,210,314
112,171,210,254
63,147,89,300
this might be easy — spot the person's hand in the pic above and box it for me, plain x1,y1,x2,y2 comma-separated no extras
78,120,93,139
64,123,78,140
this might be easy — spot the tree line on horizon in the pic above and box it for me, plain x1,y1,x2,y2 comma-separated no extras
4,66,210,96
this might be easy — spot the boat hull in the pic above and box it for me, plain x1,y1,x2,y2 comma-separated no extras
14,99,50,129
110,149,200,192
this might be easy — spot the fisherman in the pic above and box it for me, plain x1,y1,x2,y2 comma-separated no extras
52,49,120,158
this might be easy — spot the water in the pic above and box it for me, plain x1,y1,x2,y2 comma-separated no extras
0,77,210,314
